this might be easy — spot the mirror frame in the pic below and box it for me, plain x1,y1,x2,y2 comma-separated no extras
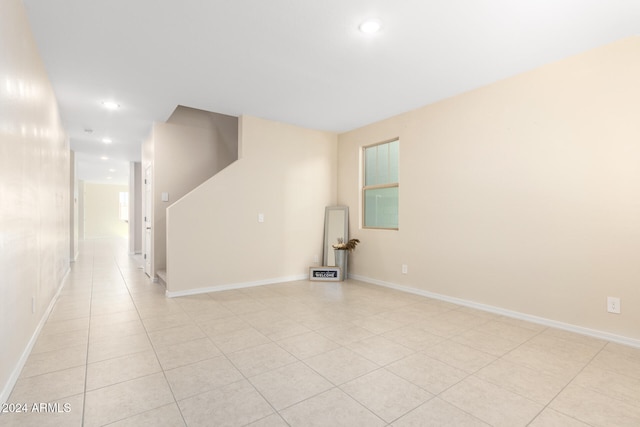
323,206,349,266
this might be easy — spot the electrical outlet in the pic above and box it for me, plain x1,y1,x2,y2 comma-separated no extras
257,213,265,223
607,297,621,314
313,254,319,264
402,264,408,274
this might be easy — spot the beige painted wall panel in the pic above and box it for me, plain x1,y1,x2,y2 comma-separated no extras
129,162,142,254
0,0,70,401
153,117,238,273
83,182,129,238
167,115,337,292
338,37,640,340
70,151,79,260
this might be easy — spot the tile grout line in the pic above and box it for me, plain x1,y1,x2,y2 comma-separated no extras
115,247,191,427
524,342,608,427
80,239,95,427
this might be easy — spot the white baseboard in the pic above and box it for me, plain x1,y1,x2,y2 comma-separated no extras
349,273,640,349
165,274,308,298
1,267,71,404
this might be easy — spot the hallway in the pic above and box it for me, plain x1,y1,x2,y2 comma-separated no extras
2,239,640,426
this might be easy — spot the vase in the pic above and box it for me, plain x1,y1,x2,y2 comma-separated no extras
334,249,348,281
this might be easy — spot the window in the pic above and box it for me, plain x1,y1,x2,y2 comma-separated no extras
363,139,398,229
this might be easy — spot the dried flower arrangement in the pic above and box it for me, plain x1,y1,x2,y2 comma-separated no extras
332,237,360,251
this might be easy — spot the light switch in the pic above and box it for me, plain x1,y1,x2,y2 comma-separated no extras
161,192,169,202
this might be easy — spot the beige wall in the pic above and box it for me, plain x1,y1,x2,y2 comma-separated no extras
77,180,85,239
83,182,129,238
166,115,337,294
129,162,142,254
142,108,238,277
338,37,640,342
70,151,79,260
0,0,70,402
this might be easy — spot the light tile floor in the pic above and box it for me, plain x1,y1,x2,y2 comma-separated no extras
3,238,640,426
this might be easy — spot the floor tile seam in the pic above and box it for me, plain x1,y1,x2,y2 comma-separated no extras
46,313,92,324
563,369,640,410
525,342,611,426
371,394,430,426
28,340,90,358
142,320,203,335
145,354,189,426
357,392,437,426
87,329,153,353
458,322,589,398
146,326,211,349
186,311,238,325
203,316,273,339
159,352,228,373
98,402,179,427
273,338,347,363
18,357,89,382
480,319,549,362
584,361,640,384
417,347,507,394
242,368,301,417
85,347,160,368
9,386,85,406
271,382,387,426
404,394,490,426
244,413,288,427
297,353,384,390
171,377,270,416
176,329,299,408
590,344,640,379
385,339,488,375
11,361,87,384
355,327,418,347
80,240,96,427
551,337,611,352
262,328,317,343
329,385,390,426
89,318,147,332
224,340,301,377
492,335,603,384
469,368,561,407
463,323,544,345
343,342,417,369
433,374,538,427
491,315,549,332
419,335,503,362
111,252,190,427
336,364,436,396
84,370,164,394
38,323,91,337
90,395,175,427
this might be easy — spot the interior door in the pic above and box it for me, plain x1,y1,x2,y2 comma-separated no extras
144,165,152,277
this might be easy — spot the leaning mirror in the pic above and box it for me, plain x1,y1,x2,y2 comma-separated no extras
323,206,349,266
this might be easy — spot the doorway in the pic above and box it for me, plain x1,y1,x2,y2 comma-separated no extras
144,165,152,277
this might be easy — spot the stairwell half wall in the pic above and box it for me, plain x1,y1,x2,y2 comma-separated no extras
166,115,337,295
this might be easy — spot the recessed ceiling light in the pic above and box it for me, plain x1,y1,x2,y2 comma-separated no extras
100,156,108,160
108,168,116,172
359,19,381,34
106,176,113,180
84,128,93,134
101,101,120,110
102,137,112,144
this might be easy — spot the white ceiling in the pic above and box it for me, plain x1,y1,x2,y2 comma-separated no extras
23,0,640,185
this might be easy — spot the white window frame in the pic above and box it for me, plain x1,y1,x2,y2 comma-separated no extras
362,138,399,230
